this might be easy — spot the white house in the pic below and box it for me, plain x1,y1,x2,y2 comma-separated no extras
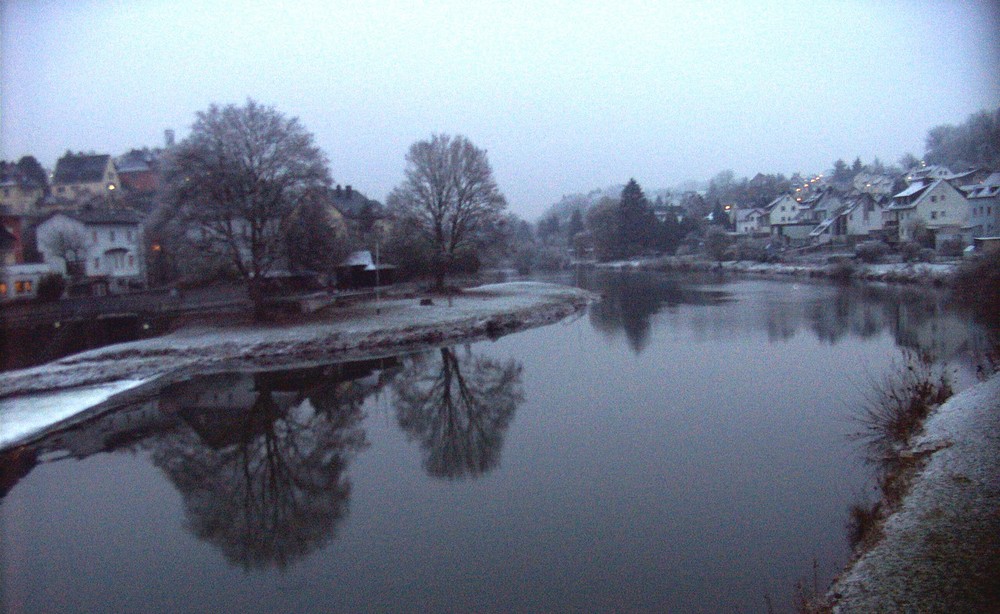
963,172,1000,239
735,208,768,236
766,194,814,244
886,179,970,245
844,193,888,239
36,209,144,291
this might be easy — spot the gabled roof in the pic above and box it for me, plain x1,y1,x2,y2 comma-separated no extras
764,194,795,210
115,149,160,173
892,181,928,199
53,154,112,184
0,161,46,190
962,172,1000,199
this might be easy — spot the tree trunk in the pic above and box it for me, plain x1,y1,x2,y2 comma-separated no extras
249,278,267,321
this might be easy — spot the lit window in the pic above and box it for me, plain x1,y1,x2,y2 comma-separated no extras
0,282,6,295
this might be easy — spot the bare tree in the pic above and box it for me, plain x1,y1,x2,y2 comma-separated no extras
44,229,88,278
387,134,507,290
151,373,368,570
162,99,332,318
393,347,523,479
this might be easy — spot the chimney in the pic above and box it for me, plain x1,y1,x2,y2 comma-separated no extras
345,185,352,198
164,129,175,147
335,184,343,198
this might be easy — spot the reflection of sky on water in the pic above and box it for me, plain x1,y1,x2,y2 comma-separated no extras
1,274,992,613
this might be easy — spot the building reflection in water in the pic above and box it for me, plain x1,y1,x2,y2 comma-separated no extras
1,357,399,570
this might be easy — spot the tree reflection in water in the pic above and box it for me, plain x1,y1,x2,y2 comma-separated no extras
150,370,370,571
586,271,733,353
393,347,524,479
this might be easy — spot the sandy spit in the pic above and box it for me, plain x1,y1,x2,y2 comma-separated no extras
0,282,596,399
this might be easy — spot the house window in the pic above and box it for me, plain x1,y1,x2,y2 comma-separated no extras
14,280,32,294
930,195,937,202
94,257,100,269
128,255,134,267
941,211,946,217
0,282,6,295
931,211,937,220
110,231,116,242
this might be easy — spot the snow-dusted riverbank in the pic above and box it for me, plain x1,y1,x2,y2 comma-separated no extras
0,282,595,402
829,374,1000,611
595,256,959,285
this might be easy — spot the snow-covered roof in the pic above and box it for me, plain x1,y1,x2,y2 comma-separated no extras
341,251,375,268
809,218,836,236
339,250,395,271
893,181,927,198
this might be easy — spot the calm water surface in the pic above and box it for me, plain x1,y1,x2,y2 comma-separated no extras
0,272,987,613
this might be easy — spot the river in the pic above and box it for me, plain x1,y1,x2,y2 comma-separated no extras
0,271,990,612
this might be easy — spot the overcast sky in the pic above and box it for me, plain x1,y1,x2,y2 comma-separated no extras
2,0,998,219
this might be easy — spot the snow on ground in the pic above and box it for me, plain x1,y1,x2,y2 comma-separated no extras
0,282,595,401
830,374,1000,611
597,255,960,283
0,379,150,449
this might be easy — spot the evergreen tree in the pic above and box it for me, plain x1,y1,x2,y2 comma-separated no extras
832,159,851,183
16,155,49,190
566,208,584,241
618,179,655,257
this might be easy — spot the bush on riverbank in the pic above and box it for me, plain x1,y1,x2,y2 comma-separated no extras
855,241,889,263
953,250,1000,329
847,350,954,552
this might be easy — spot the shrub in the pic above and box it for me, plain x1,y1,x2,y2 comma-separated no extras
703,227,732,262
938,237,964,258
827,258,856,282
36,273,65,302
953,249,1000,328
855,240,889,263
898,241,922,262
854,349,953,464
733,241,771,262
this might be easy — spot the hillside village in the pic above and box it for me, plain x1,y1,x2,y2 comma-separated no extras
0,132,384,302
2,112,999,303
